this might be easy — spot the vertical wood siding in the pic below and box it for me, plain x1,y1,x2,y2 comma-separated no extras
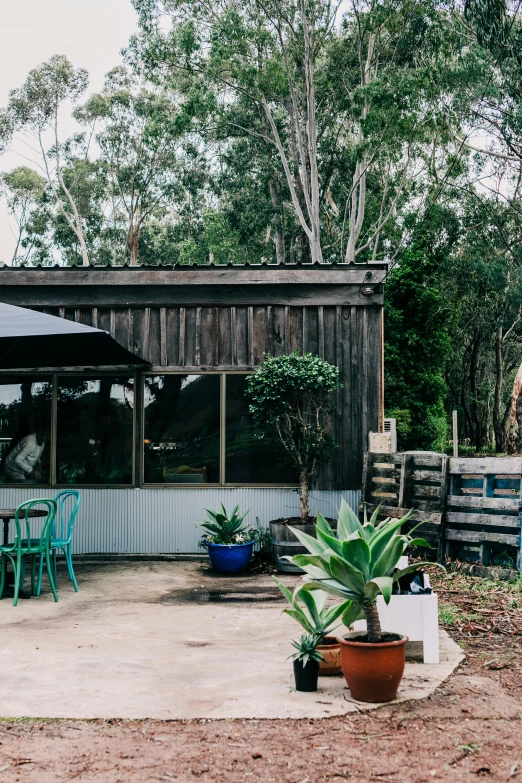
39,304,382,490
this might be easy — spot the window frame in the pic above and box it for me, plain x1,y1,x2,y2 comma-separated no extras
0,373,54,489
0,371,137,490
141,371,299,489
0,370,299,489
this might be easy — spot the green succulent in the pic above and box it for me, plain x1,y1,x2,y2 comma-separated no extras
288,633,325,666
287,499,441,642
273,579,351,643
199,503,251,545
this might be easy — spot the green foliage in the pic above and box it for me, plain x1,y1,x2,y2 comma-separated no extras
273,579,351,642
251,517,273,555
288,633,325,666
0,167,47,264
201,209,243,265
7,55,88,132
198,503,251,545
288,500,440,641
245,353,340,518
384,213,457,450
465,0,508,46
438,603,460,626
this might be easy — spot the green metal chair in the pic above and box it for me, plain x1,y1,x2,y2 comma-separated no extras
41,490,81,594
0,498,58,607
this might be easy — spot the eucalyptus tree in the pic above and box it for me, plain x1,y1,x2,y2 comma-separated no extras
76,66,198,265
130,0,466,265
1,56,92,266
442,192,522,452
0,167,46,264
130,0,341,264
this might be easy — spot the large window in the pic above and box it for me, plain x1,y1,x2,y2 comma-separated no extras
144,375,220,484
225,375,297,484
0,376,52,485
143,373,297,485
0,372,298,487
57,377,134,485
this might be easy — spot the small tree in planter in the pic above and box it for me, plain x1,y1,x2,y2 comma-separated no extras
246,352,340,521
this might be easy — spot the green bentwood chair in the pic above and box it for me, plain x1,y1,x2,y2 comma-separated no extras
40,490,81,594
0,499,58,607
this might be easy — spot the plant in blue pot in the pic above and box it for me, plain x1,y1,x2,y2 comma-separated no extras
199,504,254,575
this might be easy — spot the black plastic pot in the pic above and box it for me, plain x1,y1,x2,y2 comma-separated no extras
293,658,320,692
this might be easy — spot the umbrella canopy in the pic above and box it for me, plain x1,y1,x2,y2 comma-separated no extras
0,302,148,370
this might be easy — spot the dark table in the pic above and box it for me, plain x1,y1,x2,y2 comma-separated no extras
0,508,47,547
0,508,47,599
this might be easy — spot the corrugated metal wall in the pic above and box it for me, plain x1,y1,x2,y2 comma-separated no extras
0,487,360,554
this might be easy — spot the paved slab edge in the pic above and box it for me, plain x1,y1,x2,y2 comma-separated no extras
2,631,464,721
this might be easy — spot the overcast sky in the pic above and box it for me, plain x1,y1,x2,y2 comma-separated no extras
0,0,138,264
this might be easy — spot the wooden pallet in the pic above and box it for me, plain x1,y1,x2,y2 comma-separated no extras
446,457,522,568
360,452,448,559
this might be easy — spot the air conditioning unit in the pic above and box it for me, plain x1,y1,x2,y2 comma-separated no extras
383,418,397,452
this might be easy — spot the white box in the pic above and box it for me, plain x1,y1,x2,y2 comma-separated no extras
352,593,439,664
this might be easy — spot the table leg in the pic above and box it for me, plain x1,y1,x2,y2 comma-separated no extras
2,518,8,547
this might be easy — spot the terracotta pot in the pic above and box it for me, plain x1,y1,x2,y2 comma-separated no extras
317,636,342,676
337,632,408,702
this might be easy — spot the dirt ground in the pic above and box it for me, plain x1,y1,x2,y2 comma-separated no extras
0,569,521,783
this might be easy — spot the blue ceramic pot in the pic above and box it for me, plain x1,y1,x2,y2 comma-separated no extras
207,540,255,575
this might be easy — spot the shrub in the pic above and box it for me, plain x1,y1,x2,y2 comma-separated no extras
246,352,341,520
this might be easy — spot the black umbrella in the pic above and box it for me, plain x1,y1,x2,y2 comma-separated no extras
0,302,148,370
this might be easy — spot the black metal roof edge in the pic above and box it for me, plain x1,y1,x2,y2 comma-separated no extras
0,260,389,270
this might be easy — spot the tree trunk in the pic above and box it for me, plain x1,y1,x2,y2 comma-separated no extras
516,391,522,452
469,330,484,448
53,105,89,267
344,33,375,264
493,326,503,451
460,377,473,445
268,179,285,264
502,360,522,454
260,110,286,265
363,601,382,643
300,231,311,264
299,469,310,521
128,226,140,266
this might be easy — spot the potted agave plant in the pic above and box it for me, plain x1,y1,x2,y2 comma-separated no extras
198,504,254,575
288,499,437,702
273,579,350,676
289,633,324,692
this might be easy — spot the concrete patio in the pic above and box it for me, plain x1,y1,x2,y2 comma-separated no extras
0,561,464,720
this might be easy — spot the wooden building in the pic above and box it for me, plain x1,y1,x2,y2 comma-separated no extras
0,263,385,553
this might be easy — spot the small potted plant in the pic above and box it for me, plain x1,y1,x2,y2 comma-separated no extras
288,499,439,702
273,578,350,675
245,353,341,572
289,633,324,692
198,504,254,575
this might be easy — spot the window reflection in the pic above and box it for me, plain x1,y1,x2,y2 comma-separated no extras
225,375,298,484
0,376,52,484
57,377,134,485
144,375,220,483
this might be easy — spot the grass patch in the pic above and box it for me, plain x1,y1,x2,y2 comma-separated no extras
439,603,461,626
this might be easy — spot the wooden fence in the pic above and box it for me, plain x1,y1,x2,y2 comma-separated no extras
361,453,522,569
